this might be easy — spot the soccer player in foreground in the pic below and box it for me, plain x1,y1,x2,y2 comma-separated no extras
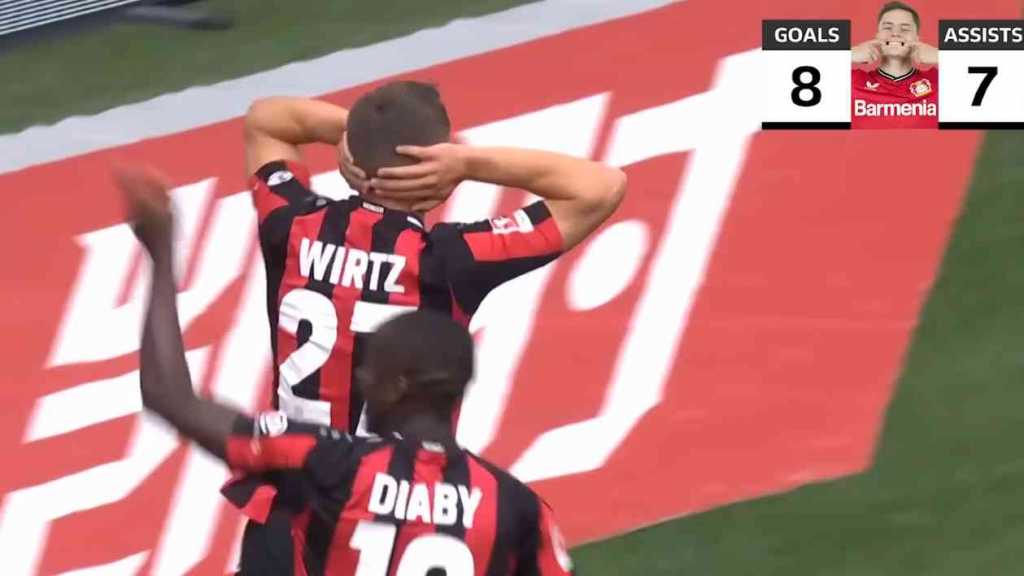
118,166,575,575
235,80,625,570
850,1,938,128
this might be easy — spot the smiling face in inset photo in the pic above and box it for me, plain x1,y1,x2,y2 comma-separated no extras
876,7,919,59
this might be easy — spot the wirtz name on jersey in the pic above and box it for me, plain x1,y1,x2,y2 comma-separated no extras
299,238,406,293
368,472,484,528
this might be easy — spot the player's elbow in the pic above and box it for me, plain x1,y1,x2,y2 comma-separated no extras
589,165,627,216
607,167,628,207
244,98,282,138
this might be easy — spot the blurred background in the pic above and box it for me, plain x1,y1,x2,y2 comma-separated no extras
2,1,1023,574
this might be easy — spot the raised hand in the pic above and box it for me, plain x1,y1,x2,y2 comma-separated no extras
369,143,468,212
114,164,173,258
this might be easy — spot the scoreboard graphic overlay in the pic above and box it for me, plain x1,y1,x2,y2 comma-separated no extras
761,20,852,129
762,18,1024,130
939,20,1024,129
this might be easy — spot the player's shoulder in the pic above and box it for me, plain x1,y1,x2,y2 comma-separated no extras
918,66,939,80
851,67,872,81
465,451,540,503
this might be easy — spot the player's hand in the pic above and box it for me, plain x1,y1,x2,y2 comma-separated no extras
370,143,468,210
338,145,370,195
114,164,173,259
851,39,882,64
910,41,938,66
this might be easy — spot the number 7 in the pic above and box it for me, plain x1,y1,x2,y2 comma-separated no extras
968,66,998,107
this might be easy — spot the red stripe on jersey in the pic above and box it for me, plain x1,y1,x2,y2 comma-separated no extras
463,216,562,262
466,456,499,576
226,434,317,472
391,227,425,307
281,161,312,188
249,160,312,223
536,504,573,576
325,445,395,574
249,178,288,224
385,447,448,576
324,206,384,426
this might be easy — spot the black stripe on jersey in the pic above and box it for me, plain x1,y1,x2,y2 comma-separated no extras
438,448,471,541
458,220,494,233
239,508,296,576
293,200,354,401
419,236,453,316
455,254,558,316
473,456,542,576
220,474,263,510
260,208,296,404
362,210,407,304
348,333,369,432
522,201,552,224
303,439,386,576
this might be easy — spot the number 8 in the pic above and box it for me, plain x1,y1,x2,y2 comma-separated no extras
791,65,822,107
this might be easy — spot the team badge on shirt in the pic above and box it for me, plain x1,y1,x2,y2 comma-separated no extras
910,79,932,98
490,209,535,235
256,411,289,437
267,170,294,186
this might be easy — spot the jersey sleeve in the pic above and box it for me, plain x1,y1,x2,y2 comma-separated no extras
516,500,575,576
249,160,316,223
535,503,575,576
225,412,356,488
432,201,563,315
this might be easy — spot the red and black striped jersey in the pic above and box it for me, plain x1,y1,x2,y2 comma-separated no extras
251,160,563,432
226,412,575,576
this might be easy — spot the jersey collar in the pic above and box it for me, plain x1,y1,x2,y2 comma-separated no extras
877,67,917,82
355,196,425,229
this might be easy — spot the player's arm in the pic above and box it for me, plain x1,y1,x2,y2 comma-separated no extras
244,97,350,174
118,165,242,458
372,144,627,251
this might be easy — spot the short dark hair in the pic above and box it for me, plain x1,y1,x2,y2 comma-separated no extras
878,1,920,31
346,81,451,177
370,310,473,411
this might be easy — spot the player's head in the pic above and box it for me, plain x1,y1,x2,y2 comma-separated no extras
876,2,920,59
357,310,473,434
343,81,451,178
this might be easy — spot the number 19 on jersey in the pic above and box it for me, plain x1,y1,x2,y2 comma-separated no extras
761,20,852,129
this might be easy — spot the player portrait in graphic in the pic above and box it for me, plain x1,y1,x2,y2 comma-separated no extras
851,1,939,128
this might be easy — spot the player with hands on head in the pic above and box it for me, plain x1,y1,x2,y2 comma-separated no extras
118,166,576,575
240,81,625,443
